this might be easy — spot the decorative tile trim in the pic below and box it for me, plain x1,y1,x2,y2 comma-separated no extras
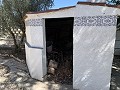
74,15,117,26
25,19,42,26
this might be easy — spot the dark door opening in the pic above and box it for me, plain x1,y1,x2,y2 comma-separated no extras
45,17,74,84
110,16,120,89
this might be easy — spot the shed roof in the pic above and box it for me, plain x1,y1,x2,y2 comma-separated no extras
27,2,120,14
27,5,75,14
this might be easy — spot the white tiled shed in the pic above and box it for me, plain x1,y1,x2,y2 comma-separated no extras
25,2,120,90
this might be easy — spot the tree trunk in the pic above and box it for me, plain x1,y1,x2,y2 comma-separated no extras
20,30,25,45
9,29,19,52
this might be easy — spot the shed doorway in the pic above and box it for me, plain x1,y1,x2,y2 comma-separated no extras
110,16,120,89
45,17,74,84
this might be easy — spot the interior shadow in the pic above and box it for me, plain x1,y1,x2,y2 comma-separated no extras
110,16,120,90
45,17,74,85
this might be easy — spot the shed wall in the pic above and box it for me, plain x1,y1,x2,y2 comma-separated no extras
73,5,118,90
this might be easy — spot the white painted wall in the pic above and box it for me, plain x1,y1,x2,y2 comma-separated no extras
73,26,116,90
25,20,47,81
25,44,44,80
26,26,43,48
73,4,118,90
76,4,120,16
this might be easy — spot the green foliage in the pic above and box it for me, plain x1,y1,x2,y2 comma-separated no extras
30,0,54,11
0,0,54,51
107,0,120,5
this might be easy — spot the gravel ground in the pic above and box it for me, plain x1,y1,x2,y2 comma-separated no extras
0,56,73,90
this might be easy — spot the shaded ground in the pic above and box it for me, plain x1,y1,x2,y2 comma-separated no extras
0,55,73,90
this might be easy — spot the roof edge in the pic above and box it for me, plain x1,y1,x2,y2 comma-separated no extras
27,5,75,14
77,1,120,8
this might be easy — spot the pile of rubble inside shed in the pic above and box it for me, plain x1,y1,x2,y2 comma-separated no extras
46,41,73,85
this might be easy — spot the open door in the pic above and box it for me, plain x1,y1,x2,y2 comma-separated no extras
25,18,46,81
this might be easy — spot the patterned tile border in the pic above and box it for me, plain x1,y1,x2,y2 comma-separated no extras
25,15,117,26
74,15,117,26
25,19,43,26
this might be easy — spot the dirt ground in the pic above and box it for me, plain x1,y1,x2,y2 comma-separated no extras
0,55,73,90
0,51,119,90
